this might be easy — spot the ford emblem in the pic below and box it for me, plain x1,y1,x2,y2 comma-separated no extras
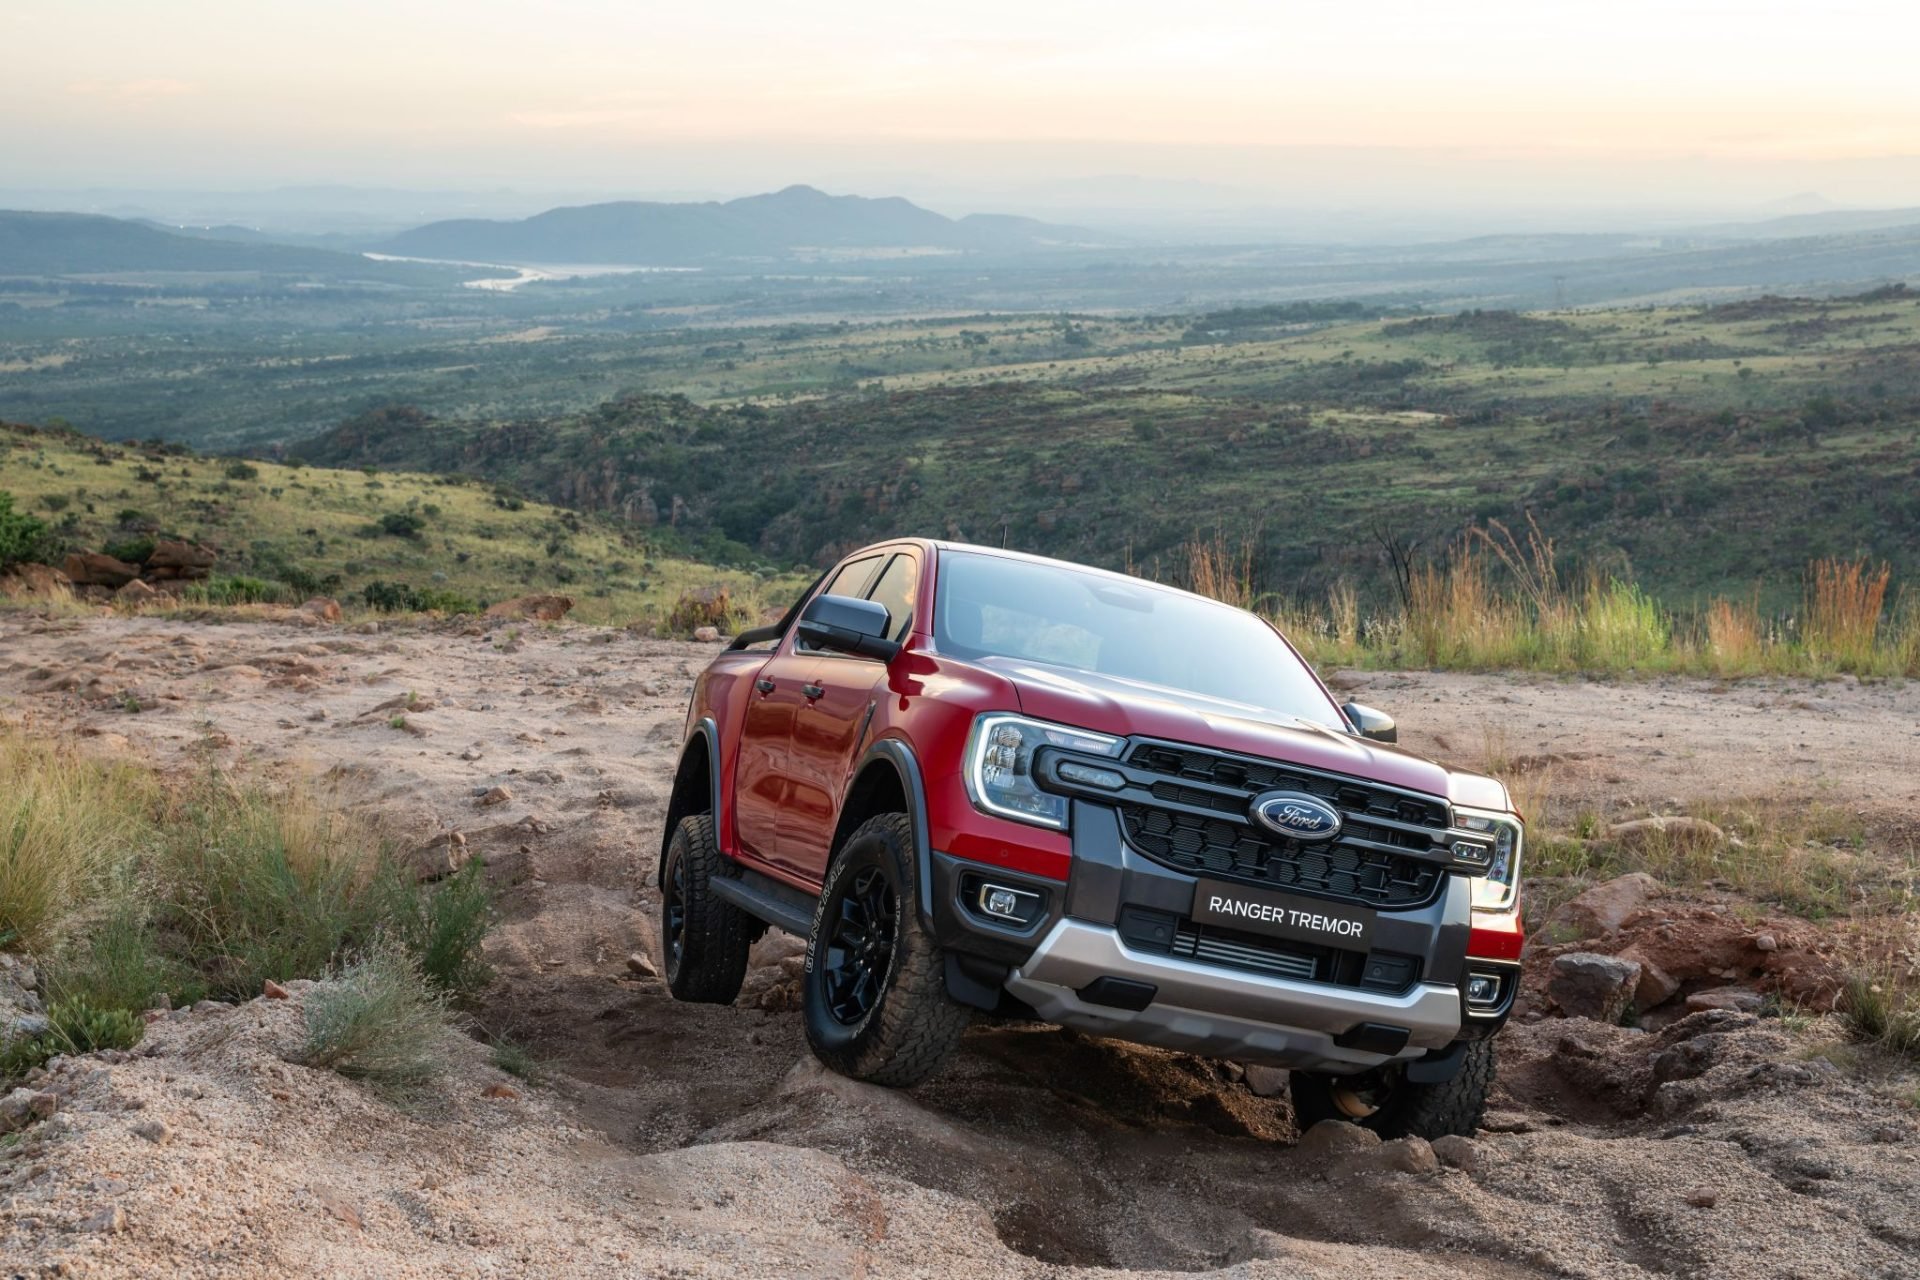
1249,791,1342,842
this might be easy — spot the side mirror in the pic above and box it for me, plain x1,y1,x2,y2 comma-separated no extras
796,593,900,662
1343,702,1397,744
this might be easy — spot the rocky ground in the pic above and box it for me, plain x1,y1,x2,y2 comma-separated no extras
1,611,1917,1279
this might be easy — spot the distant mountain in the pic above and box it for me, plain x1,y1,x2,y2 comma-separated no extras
0,209,404,276
376,184,1093,265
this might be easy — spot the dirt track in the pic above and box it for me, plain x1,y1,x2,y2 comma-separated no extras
1,612,1917,1279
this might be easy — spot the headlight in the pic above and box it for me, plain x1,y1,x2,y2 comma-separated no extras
963,713,1123,830
1454,806,1523,912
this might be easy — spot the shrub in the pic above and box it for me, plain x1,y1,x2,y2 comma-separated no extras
378,861,493,997
223,460,261,481
301,940,452,1098
361,581,480,615
1,998,145,1079
378,511,427,539
101,536,155,566
1843,975,1920,1060
0,491,57,572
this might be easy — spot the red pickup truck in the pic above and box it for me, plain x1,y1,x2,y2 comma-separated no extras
659,540,1523,1138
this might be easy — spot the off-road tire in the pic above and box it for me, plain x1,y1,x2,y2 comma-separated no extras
1291,1037,1495,1141
802,813,970,1086
661,814,752,1004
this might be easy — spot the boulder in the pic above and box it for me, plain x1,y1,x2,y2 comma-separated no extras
484,594,573,622
1430,1134,1485,1173
0,562,73,600
1296,1118,1380,1160
62,551,140,588
114,578,161,607
1616,944,1682,1010
1545,871,1663,940
146,539,216,579
1548,951,1643,1023
300,596,342,623
1606,816,1725,851
1243,1064,1289,1098
692,625,723,642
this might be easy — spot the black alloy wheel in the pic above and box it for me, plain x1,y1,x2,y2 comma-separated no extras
820,865,900,1025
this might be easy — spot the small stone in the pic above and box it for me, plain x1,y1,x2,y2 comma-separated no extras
191,1000,233,1014
262,979,290,1000
460,746,484,761
1753,933,1779,952
625,952,659,978
1686,1189,1718,1208
1242,1064,1288,1098
78,1204,127,1234
476,785,512,807
131,1120,173,1145
692,625,723,642
27,1091,57,1120
1,1087,40,1132
306,708,328,722
1430,1134,1483,1172
481,1083,521,1100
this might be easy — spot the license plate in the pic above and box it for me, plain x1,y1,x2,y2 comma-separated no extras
1191,879,1376,948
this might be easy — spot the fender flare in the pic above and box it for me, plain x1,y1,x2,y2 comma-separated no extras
853,737,936,926
658,717,723,887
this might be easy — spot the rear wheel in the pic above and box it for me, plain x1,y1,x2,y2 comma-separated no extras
1290,1037,1495,1140
802,813,970,1086
661,814,752,1004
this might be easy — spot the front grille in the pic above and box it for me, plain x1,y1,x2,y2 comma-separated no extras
1116,742,1450,908
1118,905,1423,992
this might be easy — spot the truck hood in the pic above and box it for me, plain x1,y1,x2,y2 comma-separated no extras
981,657,1509,811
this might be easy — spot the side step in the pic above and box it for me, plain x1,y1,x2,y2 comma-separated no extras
711,866,816,937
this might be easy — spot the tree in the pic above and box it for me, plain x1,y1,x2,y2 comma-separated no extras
0,491,57,571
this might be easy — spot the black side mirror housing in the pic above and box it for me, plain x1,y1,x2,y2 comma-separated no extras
796,593,900,662
1343,701,1397,744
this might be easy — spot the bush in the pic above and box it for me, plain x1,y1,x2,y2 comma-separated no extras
361,581,479,615
1843,975,1920,1060
101,536,155,566
301,941,452,1098
0,997,145,1079
186,576,292,606
223,460,261,481
0,491,58,572
378,511,427,539
378,860,494,997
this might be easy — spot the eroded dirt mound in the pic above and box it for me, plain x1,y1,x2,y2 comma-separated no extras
2,613,1918,1279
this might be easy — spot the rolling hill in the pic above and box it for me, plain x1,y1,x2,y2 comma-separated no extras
375,184,1092,264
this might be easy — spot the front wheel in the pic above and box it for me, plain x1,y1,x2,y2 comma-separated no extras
802,813,970,1087
1290,1037,1495,1140
660,814,753,1004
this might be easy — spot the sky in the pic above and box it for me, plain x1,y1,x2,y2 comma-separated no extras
5,0,1920,225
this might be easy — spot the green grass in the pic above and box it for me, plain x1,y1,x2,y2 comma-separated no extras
300,940,455,1099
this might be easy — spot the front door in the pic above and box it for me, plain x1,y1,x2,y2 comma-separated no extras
779,657,883,881
729,650,817,864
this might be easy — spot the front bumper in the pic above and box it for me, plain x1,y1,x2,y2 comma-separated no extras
1007,919,1463,1071
932,798,1497,1072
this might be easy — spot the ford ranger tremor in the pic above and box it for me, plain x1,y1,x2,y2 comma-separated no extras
658,541,1524,1138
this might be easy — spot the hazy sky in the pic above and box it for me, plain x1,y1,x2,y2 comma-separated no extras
6,0,1920,215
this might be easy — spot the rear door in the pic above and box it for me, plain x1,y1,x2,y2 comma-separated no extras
730,553,885,864
779,549,922,882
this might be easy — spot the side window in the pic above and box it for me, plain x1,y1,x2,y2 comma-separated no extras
795,553,883,653
864,553,919,642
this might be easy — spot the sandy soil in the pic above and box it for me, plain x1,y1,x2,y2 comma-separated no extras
1,612,1916,1279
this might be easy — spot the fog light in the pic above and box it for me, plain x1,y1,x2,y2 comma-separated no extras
978,883,1038,923
1466,972,1503,1008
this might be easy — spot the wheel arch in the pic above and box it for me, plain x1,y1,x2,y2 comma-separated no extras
659,718,722,886
831,737,936,924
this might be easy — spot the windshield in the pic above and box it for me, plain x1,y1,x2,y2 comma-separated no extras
933,550,1345,729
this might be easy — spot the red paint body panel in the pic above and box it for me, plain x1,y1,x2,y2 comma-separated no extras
1467,912,1526,962
684,537,1524,953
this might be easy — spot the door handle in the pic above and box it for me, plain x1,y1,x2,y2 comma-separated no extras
754,678,776,694
802,684,825,700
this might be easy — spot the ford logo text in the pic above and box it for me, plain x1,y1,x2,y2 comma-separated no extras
1249,791,1342,842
